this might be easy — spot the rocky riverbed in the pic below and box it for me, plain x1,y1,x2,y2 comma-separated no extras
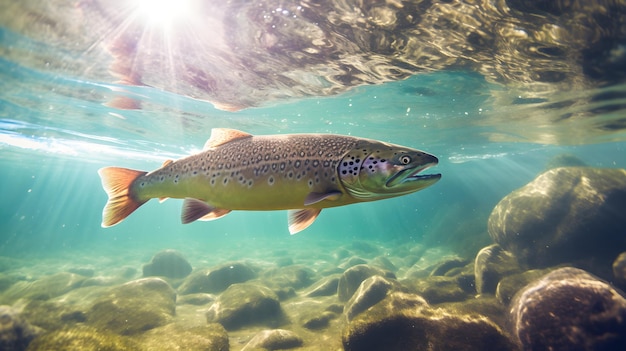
1,166,626,350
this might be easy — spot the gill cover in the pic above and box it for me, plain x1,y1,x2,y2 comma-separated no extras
338,140,440,200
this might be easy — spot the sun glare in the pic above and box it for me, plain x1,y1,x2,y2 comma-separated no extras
134,0,196,27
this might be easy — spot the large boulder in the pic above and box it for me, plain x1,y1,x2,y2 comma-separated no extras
342,292,515,351
142,249,192,279
488,167,626,269
206,283,283,330
510,267,626,350
178,261,257,295
86,278,176,335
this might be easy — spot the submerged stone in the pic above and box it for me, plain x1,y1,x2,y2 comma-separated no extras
337,265,395,302
429,257,468,276
474,244,521,295
142,249,192,279
86,277,176,335
178,261,257,294
262,265,315,290
137,323,228,351
25,325,139,351
489,167,626,270
510,267,626,350
342,292,514,351
305,275,340,297
242,329,303,350
206,283,282,330
1,272,86,303
344,275,398,321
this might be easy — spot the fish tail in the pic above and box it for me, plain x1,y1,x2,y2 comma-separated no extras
98,167,148,227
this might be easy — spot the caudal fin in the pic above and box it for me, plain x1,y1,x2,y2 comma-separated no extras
98,167,148,227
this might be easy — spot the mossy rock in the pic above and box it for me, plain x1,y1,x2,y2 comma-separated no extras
178,261,257,294
137,323,228,351
142,249,192,279
26,325,139,351
1,273,86,304
206,283,283,330
262,265,315,290
86,278,176,335
342,292,515,351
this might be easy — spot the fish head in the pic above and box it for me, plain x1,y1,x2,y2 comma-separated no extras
339,140,441,201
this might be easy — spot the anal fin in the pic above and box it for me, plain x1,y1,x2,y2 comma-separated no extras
288,209,322,235
182,198,230,224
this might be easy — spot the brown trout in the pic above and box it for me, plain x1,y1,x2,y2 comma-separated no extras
98,128,441,234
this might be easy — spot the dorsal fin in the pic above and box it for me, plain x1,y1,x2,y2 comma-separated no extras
204,128,252,150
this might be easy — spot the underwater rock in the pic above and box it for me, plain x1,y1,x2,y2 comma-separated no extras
342,291,515,351
1,272,86,304
613,252,626,287
86,277,176,335
0,305,41,351
178,261,257,294
301,311,337,330
242,329,303,350
262,265,315,291
429,257,469,276
474,244,521,295
404,263,475,304
439,296,509,331
25,325,139,351
137,323,228,351
489,167,626,269
337,264,395,302
305,274,341,297
344,275,400,321
142,249,192,279
510,267,626,350
177,293,215,306
495,268,556,305
404,275,471,304
206,282,283,330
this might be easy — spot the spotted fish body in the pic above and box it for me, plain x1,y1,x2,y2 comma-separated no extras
98,128,441,234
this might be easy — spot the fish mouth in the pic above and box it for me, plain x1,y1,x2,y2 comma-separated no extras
385,162,441,188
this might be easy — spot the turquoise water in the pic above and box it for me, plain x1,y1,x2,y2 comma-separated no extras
2,1,626,350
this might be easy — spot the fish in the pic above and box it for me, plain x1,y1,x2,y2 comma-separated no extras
98,128,441,234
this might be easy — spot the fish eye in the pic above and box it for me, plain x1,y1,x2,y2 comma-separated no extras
400,155,411,165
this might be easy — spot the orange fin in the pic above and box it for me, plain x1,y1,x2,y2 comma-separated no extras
98,167,148,227
182,198,231,224
288,209,321,235
203,128,252,150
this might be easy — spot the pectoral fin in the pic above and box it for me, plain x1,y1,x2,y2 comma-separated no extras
303,191,342,206
182,198,231,224
288,209,322,235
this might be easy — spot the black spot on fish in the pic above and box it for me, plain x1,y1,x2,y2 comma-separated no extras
342,170,347,175
223,178,228,185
